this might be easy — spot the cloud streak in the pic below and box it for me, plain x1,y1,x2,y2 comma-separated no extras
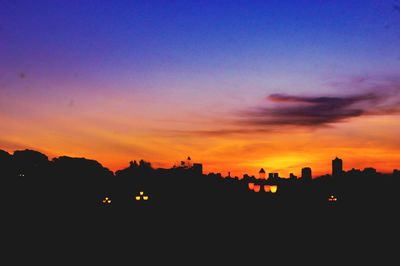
238,80,400,128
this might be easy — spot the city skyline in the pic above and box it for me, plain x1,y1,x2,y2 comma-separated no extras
1,1,400,177
2,148,397,179
2,148,399,209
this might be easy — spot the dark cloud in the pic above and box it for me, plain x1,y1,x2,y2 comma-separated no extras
238,81,400,128
166,78,400,137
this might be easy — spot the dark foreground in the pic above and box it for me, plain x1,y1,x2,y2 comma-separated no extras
1,149,399,263
3,188,398,264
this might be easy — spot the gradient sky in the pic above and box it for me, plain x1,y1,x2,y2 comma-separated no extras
1,0,400,177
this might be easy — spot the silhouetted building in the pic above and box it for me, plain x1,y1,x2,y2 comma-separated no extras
267,172,279,180
4,147,400,213
259,168,266,179
347,168,361,175
301,167,312,180
363,167,376,174
192,163,203,175
332,157,343,176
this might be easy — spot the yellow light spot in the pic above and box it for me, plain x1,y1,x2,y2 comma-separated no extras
270,185,278,193
135,196,141,201
143,196,148,201
107,200,111,203
140,191,144,195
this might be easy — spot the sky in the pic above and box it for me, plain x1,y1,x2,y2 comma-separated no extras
1,0,400,177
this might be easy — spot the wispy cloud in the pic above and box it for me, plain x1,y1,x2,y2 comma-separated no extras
163,77,400,137
238,78,400,128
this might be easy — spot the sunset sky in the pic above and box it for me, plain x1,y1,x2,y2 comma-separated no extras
1,1,400,177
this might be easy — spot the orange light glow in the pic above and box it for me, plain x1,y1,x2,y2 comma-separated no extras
263,185,271,192
328,195,337,202
248,182,254,190
253,185,261,192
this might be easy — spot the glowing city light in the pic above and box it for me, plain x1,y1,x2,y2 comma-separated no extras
248,182,255,190
328,195,337,202
135,191,149,201
102,196,112,205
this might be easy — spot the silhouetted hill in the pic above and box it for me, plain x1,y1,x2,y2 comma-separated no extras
52,156,113,178
0,149,11,159
0,149,12,170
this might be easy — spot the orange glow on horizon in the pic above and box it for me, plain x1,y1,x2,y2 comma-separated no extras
1,104,400,178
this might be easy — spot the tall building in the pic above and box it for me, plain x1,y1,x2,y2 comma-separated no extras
332,157,343,176
301,167,312,180
268,172,279,180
